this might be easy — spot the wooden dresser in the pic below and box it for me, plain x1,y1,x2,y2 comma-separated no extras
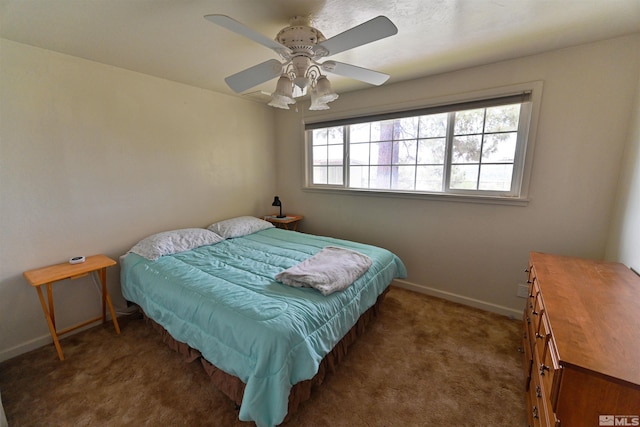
522,252,640,427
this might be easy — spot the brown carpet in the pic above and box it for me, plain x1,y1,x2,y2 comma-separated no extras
0,287,526,426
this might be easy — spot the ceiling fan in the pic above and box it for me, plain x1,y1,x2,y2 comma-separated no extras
204,14,398,110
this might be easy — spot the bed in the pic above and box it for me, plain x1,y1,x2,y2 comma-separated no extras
120,216,406,427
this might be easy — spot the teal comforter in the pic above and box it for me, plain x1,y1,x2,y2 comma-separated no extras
121,228,406,427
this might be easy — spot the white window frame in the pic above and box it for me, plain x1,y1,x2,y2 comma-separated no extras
303,82,543,205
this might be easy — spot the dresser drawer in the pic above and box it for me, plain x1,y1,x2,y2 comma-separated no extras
528,365,543,427
534,314,562,426
534,308,550,362
538,336,562,412
526,264,536,307
522,311,533,390
530,342,562,427
528,279,544,335
528,359,557,427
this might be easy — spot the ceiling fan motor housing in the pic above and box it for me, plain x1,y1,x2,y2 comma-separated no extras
275,17,326,59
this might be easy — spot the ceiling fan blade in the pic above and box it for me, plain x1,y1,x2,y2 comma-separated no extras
204,14,291,57
314,16,398,57
224,59,284,93
321,61,390,86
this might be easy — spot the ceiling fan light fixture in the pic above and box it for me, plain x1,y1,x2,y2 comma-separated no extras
270,75,295,102
309,89,330,110
267,97,292,109
268,92,296,108
309,103,330,111
268,75,295,109
314,75,339,104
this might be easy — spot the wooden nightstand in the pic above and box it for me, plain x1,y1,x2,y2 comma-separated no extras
263,214,304,231
23,254,121,360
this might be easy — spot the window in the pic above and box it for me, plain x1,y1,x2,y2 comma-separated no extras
305,85,540,202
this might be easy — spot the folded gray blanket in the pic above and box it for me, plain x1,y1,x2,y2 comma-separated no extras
275,246,373,296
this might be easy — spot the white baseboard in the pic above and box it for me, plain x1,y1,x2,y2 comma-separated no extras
0,334,53,363
392,279,522,319
0,312,130,363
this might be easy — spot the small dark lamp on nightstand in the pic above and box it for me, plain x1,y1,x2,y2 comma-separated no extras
272,196,285,218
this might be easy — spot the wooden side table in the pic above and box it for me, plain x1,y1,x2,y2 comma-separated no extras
23,254,120,360
263,214,304,231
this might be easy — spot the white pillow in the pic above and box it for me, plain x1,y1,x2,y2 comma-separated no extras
207,216,274,238
129,228,225,260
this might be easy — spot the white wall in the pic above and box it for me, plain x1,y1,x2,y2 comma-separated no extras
0,39,277,361
274,34,640,316
606,72,640,271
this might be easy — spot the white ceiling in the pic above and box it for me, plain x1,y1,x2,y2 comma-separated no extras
2,0,639,102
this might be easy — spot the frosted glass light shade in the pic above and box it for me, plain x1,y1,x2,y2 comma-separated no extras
314,75,339,104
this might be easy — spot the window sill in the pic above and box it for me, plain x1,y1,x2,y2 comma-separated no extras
302,187,530,206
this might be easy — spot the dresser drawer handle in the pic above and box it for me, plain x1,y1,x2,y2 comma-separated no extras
539,363,550,375
535,385,542,398
532,406,539,419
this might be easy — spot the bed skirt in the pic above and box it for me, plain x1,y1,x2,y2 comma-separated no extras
144,287,389,422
